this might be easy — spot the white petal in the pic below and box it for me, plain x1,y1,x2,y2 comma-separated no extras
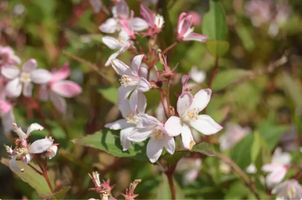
137,77,150,92
272,147,291,165
5,78,22,97
137,92,147,114
99,18,119,33
129,89,138,113
89,0,102,13
136,114,159,129
116,0,129,19
30,69,52,84
9,156,23,172
111,59,135,77
105,51,121,67
26,123,44,137
102,36,121,50
147,138,163,163
266,166,287,184
165,116,182,136
131,54,144,75
2,110,15,133
262,163,280,172
181,124,195,150
118,100,132,118
183,170,198,185
127,127,152,142
105,119,130,130
22,82,33,97
189,89,212,112
1,65,20,79
120,126,134,151
117,85,136,103
29,138,53,154
22,59,37,72
189,67,206,83
131,17,149,31
177,92,193,116
189,115,223,135
50,92,67,114
163,134,175,155
22,154,33,165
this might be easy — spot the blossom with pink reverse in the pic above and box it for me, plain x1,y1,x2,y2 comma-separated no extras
111,55,151,113
140,5,164,35
1,59,52,98
40,63,82,114
262,147,291,185
165,89,223,150
177,12,207,42
119,10,148,38
0,46,21,67
0,77,15,133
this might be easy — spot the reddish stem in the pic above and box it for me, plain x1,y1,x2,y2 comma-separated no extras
166,78,172,117
209,57,219,89
161,42,177,55
28,163,43,175
165,164,176,200
43,158,54,194
159,89,169,119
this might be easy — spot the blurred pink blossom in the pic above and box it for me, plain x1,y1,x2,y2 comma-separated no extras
176,157,202,185
272,179,302,199
0,46,21,67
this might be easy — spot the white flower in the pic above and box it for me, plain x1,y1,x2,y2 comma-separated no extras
165,89,223,150
272,179,302,200
176,157,201,185
13,122,44,141
127,114,175,163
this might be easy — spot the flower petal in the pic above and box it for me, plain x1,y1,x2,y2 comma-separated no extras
1,110,15,133
136,113,158,129
137,77,151,92
262,163,280,172
1,65,20,79
22,59,37,72
131,54,144,75
29,138,53,154
51,63,70,82
190,89,212,112
111,59,136,77
140,5,154,26
127,127,152,142
137,92,147,114
89,0,102,13
266,166,287,184
163,135,175,155
129,89,138,113
105,119,130,130
120,126,134,151
183,33,207,42
165,116,183,137
177,92,193,116
9,156,23,172
0,100,12,114
189,114,223,135
117,85,136,103
22,82,33,97
50,92,67,114
51,80,82,98
177,12,187,34
99,18,119,33
27,123,44,137
131,17,149,31
31,69,52,84
116,0,129,19
5,78,22,98
118,100,132,118
102,36,122,50
147,138,163,163
39,84,49,101
181,123,195,150
179,14,193,36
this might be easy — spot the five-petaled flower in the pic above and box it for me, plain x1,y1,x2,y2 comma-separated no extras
165,89,223,150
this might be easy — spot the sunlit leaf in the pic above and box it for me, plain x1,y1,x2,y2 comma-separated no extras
98,86,118,104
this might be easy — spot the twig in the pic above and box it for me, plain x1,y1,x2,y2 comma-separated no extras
161,42,177,56
165,164,176,200
28,163,43,175
209,57,219,89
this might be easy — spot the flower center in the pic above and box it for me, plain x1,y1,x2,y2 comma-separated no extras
125,112,139,124
15,147,29,158
118,36,128,47
182,108,199,123
119,75,132,86
287,187,296,199
20,72,31,83
151,128,163,141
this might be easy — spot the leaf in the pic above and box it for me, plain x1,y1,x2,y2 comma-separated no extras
212,69,252,91
235,25,255,51
251,132,261,163
191,142,215,156
38,186,71,200
98,86,118,104
72,129,149,162
230,134,254,169
206,40,230,57
282,72,302,108
1,158,54,195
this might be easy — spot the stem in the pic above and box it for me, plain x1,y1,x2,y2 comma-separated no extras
209,57,219,89
166,78,172,117
166,164,176,200
135,40,146,55
215,153,260,200
161,42,177,55
33,154,44,172
43,158,55,194
28,163,43,175
159,89,169,119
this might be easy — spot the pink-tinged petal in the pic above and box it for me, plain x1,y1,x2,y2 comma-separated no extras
177,92,193,116
44,145,58,159
179,15,193,36
26,123,44,136
51,81,82,98
13,124,27,139
262,163,280,172
137,92,147,114
163,135,175,155
99,18,119,33
102,36,122,50
0,100,12,114
105,119,131,130
116,0,129,19
137,77,151,92
147,138,163,163
129,89,138,113
31,69,52,84
22,154,32,165
131,54,144,75
105,44,130,67
127,127,152,142
22,59,37,72
271,181,287,194
118,100,132,118
136,114,158,129
111,59,135,77
190,89,212,112
117,85,136,103
184,33,207,42
9,156,24,172
39,84,49,101
266,166,288,184
5,78,22,98
131,17,149,31
183,170,198,185
140,5,154,26
10,55,21,65
165,116,183,137
120,19,133,37
189,114,223,135
139,63,148,79
1,65,20,79
188,11,201,26
120,126,134,151
177,12,187,34
89,0,102,13
22,82,33,97
51,63,70,82
50,92,67,114
29,138,53,154
181,123,195,150
2,110,15,133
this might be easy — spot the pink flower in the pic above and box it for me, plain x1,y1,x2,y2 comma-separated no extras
43,144,58,159
0,46,21,67
245,0,272,27
127,114,175,163
176,157,201,185
122,179,141,200
0,77,15,133
105,97,146,151
272,179,302,199
1,59,52,97
40,63,82,114
140,5,164,35
89,171,115,196
262,147,291,184
111,55,151,113
187,11,201,26
89,0,102,13
120,11,148,38
165,89,223,150
177,13,207,42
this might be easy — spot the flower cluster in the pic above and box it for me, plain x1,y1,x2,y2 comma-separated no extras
102,1,221,163
4,122,58,172
0,46,81,133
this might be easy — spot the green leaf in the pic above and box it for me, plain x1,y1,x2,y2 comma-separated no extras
38,186,71,200
212,69,252,91
206,40,229,57
282,72,302,108
235,25,255,51
72,129,149,162
251,132,261,163
230,134,254,169
191,142,215,156
98,86,118,104
1,158,54,195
